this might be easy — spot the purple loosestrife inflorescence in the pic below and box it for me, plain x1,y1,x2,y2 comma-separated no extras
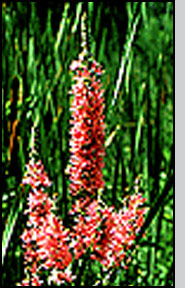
68,12,105,206
18,130,73,286
69,56,105,201
69,193,148,268
67,11,148,271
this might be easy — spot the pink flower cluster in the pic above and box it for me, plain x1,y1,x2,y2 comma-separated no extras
69,194,147,269
66,54,147,272
69,56,105,199
18,159,73,286
18,53,148,286
19,157,147,285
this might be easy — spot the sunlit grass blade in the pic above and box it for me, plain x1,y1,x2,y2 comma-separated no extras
2,187,27,266
105,124,120,148
112,13,140,106
55,2,70,52
71,2,83,34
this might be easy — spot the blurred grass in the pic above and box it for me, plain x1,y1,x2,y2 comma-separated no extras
2,2,173,286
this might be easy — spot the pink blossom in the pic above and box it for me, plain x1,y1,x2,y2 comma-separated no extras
69,57,105,199
70,193,147,269
19,158,73,286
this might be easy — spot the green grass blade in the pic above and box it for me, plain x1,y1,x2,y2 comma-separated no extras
55,2,70,52
71,2,83,34
2,188,27,266
112,13,140,106
135,104,144,156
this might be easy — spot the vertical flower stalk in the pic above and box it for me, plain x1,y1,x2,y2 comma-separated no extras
18,126,73,286
69,12,105,203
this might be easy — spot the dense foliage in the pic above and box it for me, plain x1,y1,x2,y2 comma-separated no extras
2,2,173,286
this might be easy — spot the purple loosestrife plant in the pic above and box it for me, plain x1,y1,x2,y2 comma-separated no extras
17,12,149,286
67,12,148,273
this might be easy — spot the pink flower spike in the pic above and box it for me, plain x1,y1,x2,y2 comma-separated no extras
69,55,105,201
